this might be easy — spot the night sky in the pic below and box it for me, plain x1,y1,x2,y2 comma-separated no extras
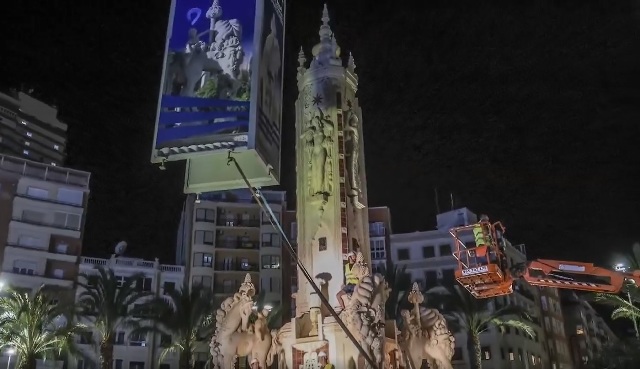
2,0,640,265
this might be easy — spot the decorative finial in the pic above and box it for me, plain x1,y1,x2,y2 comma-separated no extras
348,52,356,71
298,47,306,68
243,274,252,284
319,3,332,40
322,3,330,25
238,273,256,298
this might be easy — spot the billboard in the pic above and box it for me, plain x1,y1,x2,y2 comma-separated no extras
151,0,285,193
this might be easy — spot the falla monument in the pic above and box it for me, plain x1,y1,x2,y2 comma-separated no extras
209,5,455,369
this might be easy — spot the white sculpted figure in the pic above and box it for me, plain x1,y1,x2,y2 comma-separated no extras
344,101,364,209
300,108,334,197
210,274,278,369
398,283,455,369
206,0,244,78
341,252,390,369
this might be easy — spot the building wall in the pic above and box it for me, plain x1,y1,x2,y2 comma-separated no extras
0,154,90,292
538,287,573,369
0,90,67,166
390,208,547,369
71,255,185,369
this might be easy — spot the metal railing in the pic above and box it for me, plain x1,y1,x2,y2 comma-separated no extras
0,153,90,188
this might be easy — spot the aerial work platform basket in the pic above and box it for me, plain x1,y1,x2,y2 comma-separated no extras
449,220,513,298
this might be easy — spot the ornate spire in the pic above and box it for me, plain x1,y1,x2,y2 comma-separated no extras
311,4,340,66
348,52,356,72
298,47,306,69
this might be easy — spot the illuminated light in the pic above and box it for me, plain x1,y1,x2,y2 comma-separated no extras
20,120,27,125
614,263,627,272
53,144,59,150
23,149,29,155
7,348,15,355
26,132,32,137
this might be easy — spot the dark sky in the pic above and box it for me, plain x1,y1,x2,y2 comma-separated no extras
2,0,640,265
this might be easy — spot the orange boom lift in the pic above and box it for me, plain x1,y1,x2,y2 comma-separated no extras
450,220,640,299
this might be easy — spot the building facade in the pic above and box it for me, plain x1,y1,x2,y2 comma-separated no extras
176,189,287,309
561,291,618,368
0,90,67,166
390,208,548,369
538,287,574,369
73,255,185,369
0,153,90,293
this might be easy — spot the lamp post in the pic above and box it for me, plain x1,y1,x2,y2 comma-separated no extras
614,263,639,339
6,348,15,369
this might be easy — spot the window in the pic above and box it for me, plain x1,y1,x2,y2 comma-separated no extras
26,186,49,199
160,334,172,347
195,208,215,222
77,359,93,369
261,277,281,293
13,260,36,275
263,233,281,247
262,211,280,224
115,332,125,345
397,249,409,261
129,362,145,369
509,349,515,361
163,281,176,294
23,149,29,155
541,296,548,311
53,144,60,150
439,244,452,256
26,131,32,137
262,255,280,269
114,360,124,369
370,239,385,260
192,275,212,288
53,212,81,230
17,235,41,248
318,237,327,251
136,277,153,291
369,222,385,236
422,246,435,258
129,333,146,346
24,141,30,146
518,348,523,361
57,188,84,205
424,271,438,289
193,253,213,267
21,209,45,223
481,346,491,360
194,230,214,245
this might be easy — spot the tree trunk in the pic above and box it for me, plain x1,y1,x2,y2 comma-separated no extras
466,332,482,369
100,338,114,369
179,348,192,369
17,353,37,369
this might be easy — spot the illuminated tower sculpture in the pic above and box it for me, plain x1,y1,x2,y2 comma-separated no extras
278,5,379,369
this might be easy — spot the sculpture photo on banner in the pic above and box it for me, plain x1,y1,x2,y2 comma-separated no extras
152,0,256,161
254,0,285,180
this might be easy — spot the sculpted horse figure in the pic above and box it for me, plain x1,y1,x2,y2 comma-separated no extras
210,274,276,369
341,252,391,369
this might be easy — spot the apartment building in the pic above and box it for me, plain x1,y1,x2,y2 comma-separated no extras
561,291,618,368
73,255,185,369
390,208,547,369
0,90,67,166
281,206,394,322
538,287,574,369
176,189,286,309
0,153,89,293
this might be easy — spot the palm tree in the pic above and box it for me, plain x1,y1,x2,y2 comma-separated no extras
593,285,640,334
76,267,154,369
134,283,215,369
0,286,86,369
585,339,640,369
426,285,535,369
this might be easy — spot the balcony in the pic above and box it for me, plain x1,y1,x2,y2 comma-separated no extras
216,218,260,228
80,255,185,274
0,153,90,188
5,243,76,263
216,237,259,250
11,216,81,232
215,261,259,273
15,192,84,208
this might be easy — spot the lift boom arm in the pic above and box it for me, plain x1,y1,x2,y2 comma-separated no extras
518,259,640,293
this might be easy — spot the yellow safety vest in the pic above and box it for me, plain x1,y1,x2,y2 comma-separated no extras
323,364,335,369
473,225,488,246
345,263,358,284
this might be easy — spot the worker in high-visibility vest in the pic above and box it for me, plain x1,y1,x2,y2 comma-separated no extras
473,215,491,265
318,352,335,369
337,251,359,311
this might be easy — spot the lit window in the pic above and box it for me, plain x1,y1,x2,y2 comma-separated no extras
21,120,27,125
23,149,29,155
53,144,59,150
24,141,30,146
26,132,32,137
51,162,57,166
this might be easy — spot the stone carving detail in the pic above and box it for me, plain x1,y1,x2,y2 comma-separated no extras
210,274,277,369
398,283,455,369
341,252,390,369
344,100,364,209
300,107,334,198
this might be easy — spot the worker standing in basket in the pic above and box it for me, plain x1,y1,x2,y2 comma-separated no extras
318,352,335,369
473,215,491,265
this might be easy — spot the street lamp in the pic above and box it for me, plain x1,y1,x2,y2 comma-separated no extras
614,263,639,339
6,348,15,369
